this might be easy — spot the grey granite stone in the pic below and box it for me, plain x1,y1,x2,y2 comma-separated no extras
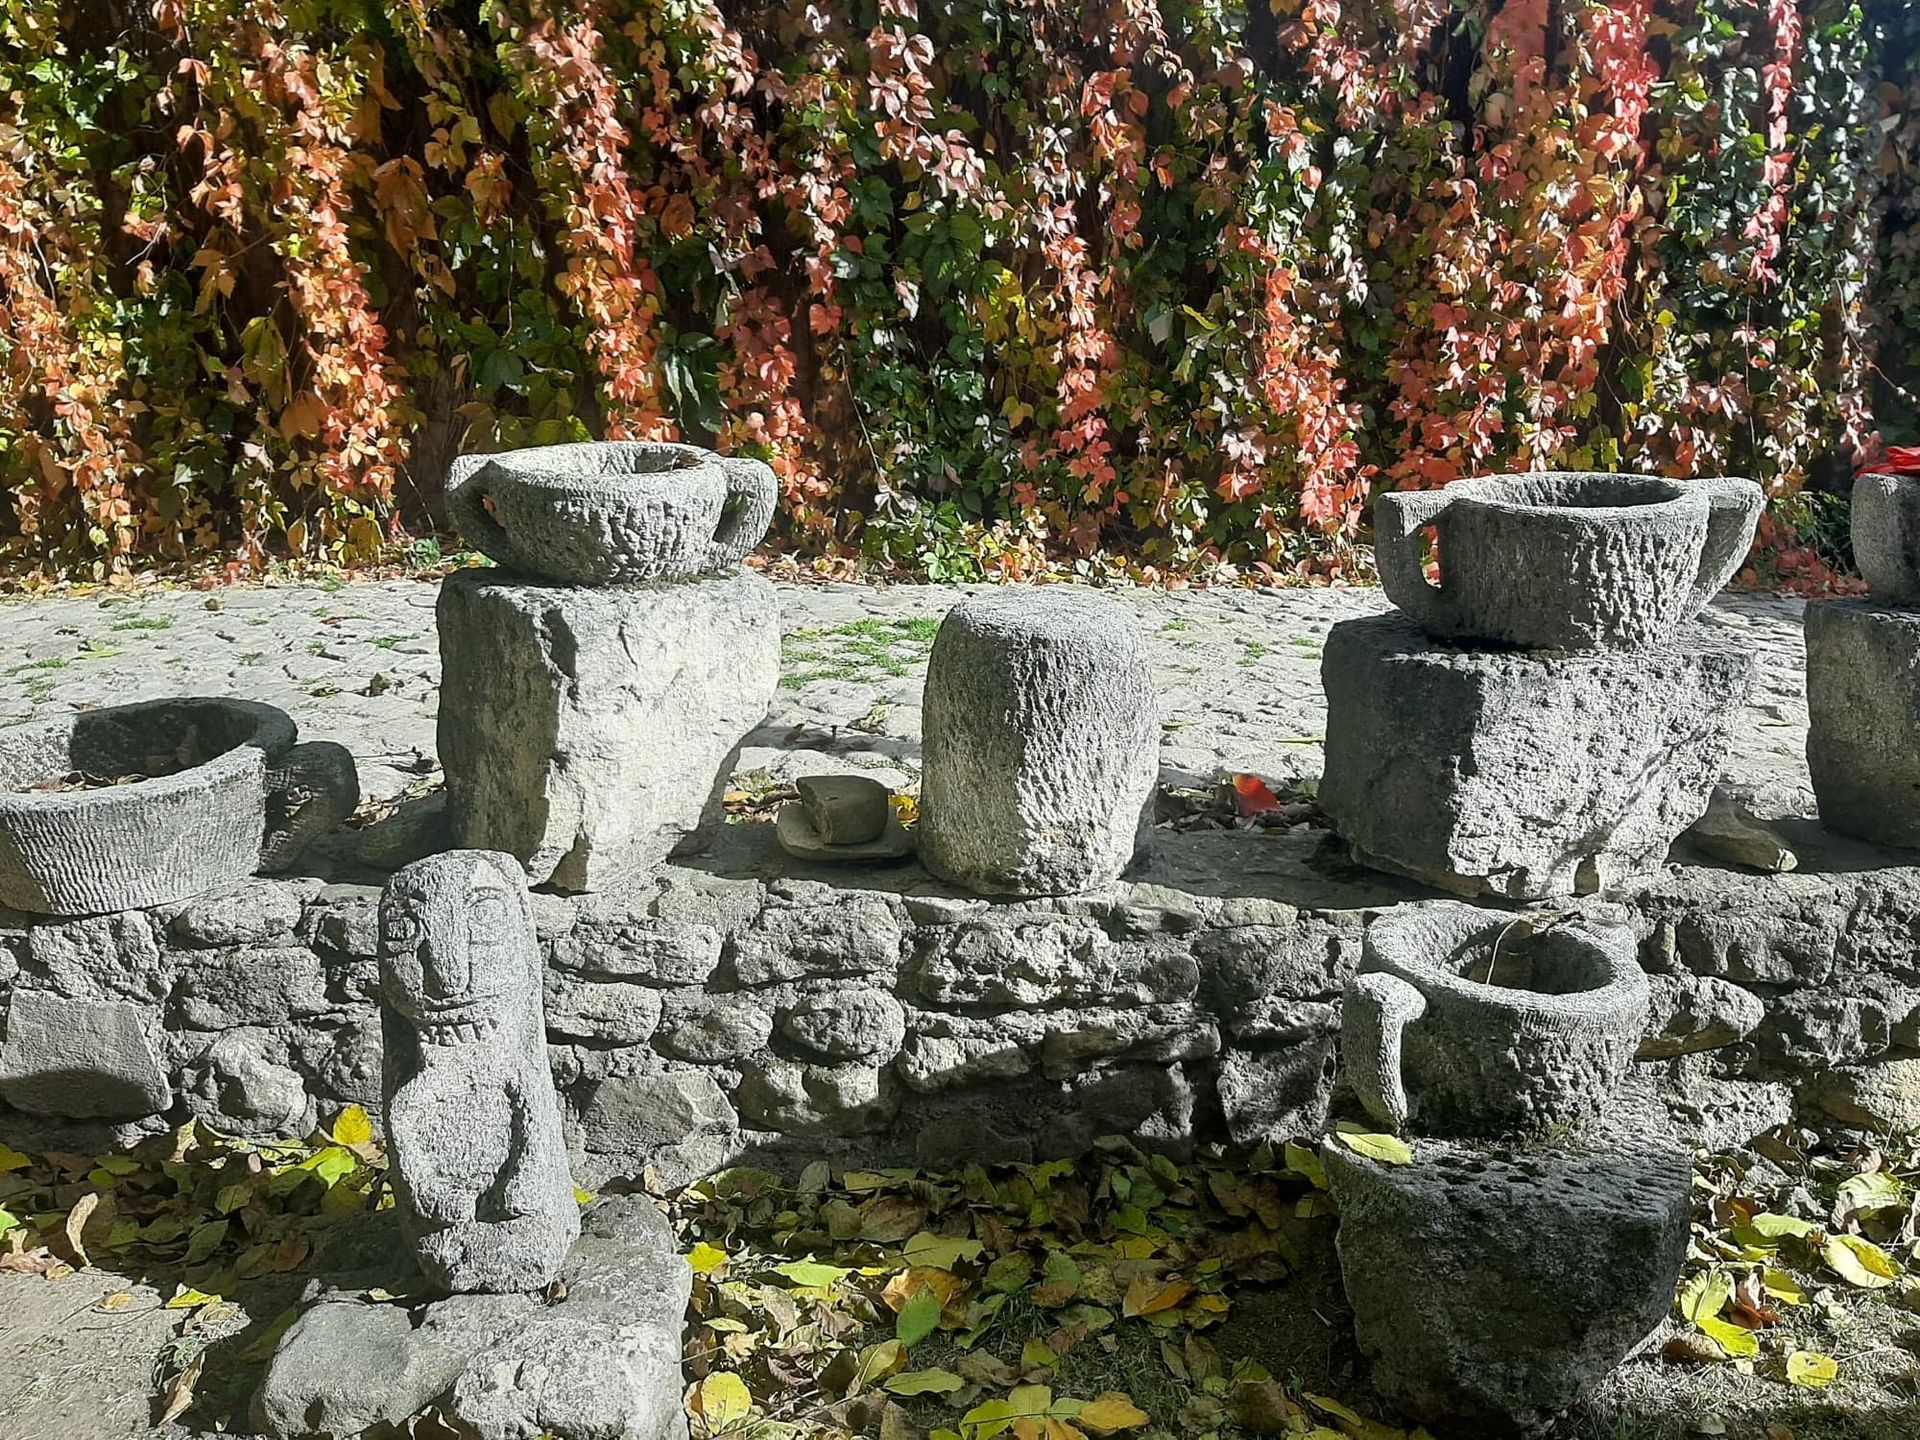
735,1056,898,1136
0,989,171,1118
653,992,773,1063
438,569,779,891
919,589,1158,896
380,851,580,1293
1326,1135,1690,1430
1342,901,1649,1137
777,986,907,1062
446,440,776,585
1321,613,1754,898
1850,470,1920,603
1805,601,1920,849
1374,472,1760,650
577,1072,740,1189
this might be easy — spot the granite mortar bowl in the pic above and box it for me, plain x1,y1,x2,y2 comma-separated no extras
1374,471,1762,650
446,440,777,585
0,697,356,915
1342,899,1650,1137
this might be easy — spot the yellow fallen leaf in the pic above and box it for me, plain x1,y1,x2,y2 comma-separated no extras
1678,1268,1732,1323
0,1144,29,1173
886,1368,965,1396
694,1371,752,1430
1122,1274,1193,1317
97,1291,135,1312
1786,1349,1838,1388
574,1187,597,1206
1696,1314,1759,1358
1331,1127,1413,1166
1761,1268,1807,1306
164,1286,221,1310
1824,1233,1900,1289
330,1104,373,1146
686,1242,728,1275
1076,1392,1149,1434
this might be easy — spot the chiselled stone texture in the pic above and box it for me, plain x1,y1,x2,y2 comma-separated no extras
379,851,579,1294
8,823,1920,1179
0,697,355,917
437,569,779,891
1805,601,1920,849
1345,901,1649,1137
445,440,777,586
1326,1119,1690,1431
919,589,1158,897
1321,613,1754,899
1374,472,1761,652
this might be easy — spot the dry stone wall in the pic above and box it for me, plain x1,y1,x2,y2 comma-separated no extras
2,818,1913,1181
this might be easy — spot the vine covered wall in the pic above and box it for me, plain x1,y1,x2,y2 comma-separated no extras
1,0,1916,583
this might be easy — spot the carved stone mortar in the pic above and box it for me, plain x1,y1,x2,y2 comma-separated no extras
1374,471,1762,650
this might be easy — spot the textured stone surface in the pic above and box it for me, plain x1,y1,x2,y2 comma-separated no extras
919,589,1158,896
1806,1057,1920,1131
261,740,362,874
775,802,915,862
1374,472,1761,651
438,569,779,890
255,1197,688,1440
0,989,170,1118
0,697,296,916
446,440,777,585
1321,613,1754,898
1850,470,1920,603
1805,601,1920,849
1326,1133,1690,1430
1343,901,1649,1137
380,851,579,1293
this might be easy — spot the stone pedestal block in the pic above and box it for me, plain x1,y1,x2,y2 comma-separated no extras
1320,613,1753,899
1806,601,1920,849
438,569,779,891
919,589,1158,896
1326,1135,1690,1431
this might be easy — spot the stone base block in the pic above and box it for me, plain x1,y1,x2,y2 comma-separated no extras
1806,601,1920,849
437,570,779,891
1325,1132,1689,1431
1319,614,1754,899
254,1197,690,1440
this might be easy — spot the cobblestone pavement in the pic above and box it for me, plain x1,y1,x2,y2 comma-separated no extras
0,576,1814,819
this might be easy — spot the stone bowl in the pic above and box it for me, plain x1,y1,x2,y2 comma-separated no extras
1375,471,1763,650
445,441,777,585
1342,900,1649,1137
1850,471,1920,603
0,698,358,916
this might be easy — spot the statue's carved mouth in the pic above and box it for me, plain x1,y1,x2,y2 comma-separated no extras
392,994,508,1045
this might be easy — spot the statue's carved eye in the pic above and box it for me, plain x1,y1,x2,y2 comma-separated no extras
469,892,509,933
381,910,422,947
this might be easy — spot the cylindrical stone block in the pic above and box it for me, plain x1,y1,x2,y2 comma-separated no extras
1806,601,1920,847
919,589,1158,896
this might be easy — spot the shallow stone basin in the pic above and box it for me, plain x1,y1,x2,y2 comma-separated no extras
0,697,341,916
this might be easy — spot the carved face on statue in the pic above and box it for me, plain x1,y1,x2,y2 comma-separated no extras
378,850,534,1045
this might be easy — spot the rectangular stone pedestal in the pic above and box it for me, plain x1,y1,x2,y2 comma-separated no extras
1319,613,1754,899
1806,601,1920,848
437,569,779,891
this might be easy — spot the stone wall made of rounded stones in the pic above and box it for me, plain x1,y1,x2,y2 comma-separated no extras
2,823,1917,1178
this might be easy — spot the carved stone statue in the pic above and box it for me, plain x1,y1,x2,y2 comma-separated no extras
378,850,579,1293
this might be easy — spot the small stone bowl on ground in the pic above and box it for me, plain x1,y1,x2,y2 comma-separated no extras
1850,470,1920,604
918,588,1158,897
0,697,358,916
1342,899,1649,1137
446,440,777,585
1374,471,1762,650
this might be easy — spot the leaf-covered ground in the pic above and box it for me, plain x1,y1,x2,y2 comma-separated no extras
1,1112,1917,1440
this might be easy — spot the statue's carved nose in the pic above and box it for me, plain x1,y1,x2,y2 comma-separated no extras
419,936,470,1000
